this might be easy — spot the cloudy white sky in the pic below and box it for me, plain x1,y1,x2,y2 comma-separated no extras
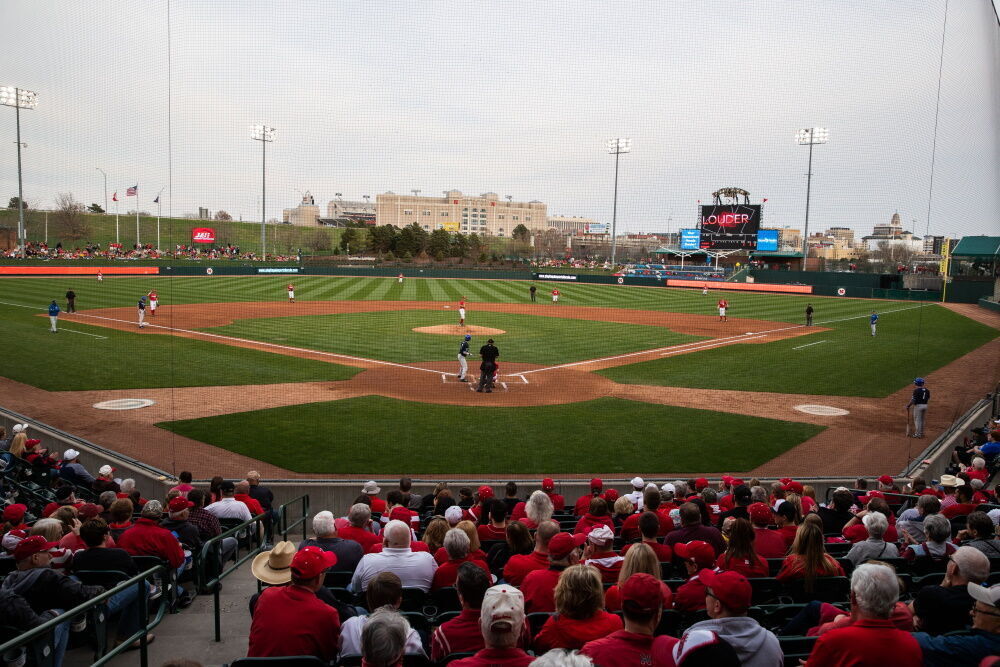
3,1,998,239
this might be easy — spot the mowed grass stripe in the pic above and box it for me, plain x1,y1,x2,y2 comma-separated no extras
156,396,825,474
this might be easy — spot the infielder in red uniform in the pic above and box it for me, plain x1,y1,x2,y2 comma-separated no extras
717,298,729,322
551,288,560,303
147,290,158,316
287,284,295,303
97,270,103,283
458,298,466,327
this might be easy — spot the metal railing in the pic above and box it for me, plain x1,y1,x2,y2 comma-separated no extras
0,564,168,667
196,493,310,641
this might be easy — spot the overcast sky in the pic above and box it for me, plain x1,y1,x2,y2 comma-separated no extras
3,1,998,239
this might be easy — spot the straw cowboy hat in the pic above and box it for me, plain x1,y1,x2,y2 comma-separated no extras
251,541,296,585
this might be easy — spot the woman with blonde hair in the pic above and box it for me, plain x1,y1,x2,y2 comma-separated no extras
455,519,485,560
611,496,634,529
29,518,73,572
421,516,449,554
521,490,554,530
776,520,844,591
8,432,27,458
603,542,673,612
800,484,819,514
533,564,623,651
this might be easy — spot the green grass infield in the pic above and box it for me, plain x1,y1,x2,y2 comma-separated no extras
156,396,825,474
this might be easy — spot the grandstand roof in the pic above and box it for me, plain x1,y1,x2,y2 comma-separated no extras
951,235,1000,258
651,246,707,254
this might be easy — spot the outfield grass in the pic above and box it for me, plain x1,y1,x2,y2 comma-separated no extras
199,310,705,365
0,300,359,391
598,304,997,397
156,396,825,474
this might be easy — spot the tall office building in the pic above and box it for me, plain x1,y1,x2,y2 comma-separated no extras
376,190,547,236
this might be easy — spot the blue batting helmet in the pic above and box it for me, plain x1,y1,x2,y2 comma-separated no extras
140,296,146,301
464,334,471,341
914,377,925,385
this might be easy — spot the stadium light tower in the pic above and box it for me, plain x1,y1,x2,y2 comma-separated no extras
606,138,631,269
96,167,108,213
795,127,829,271
1,86,38,259
251,124,276,260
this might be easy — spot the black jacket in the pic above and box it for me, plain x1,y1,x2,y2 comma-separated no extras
160,518,203,553
71,547,139,577
0,567,104,614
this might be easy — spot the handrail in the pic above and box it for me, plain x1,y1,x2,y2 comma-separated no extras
0,564,168,667
279,493,310,542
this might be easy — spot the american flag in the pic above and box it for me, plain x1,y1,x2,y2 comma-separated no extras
126,184,138,196
112,192,118,202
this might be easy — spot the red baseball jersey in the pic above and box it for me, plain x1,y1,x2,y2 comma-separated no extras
718,299,728,308
287,284,294,292
148,291,157,301
459,300,466,308
552,289,560,295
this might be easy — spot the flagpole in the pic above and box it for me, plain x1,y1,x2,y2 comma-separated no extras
135,187,140,248
156,188,163,252
115,197,120,245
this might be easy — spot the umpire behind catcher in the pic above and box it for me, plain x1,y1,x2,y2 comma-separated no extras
477,338,500,393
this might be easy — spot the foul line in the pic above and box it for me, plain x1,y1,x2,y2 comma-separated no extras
0,300,110,339
58,328,108,339
792,340,829,350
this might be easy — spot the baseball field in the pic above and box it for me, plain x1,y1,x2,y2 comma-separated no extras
0,274,996,478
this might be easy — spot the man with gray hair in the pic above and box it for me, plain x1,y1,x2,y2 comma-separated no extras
806,563,921,665
361,606,413,667
910,545,989,635
350,519,437,593
896,493,941,543
451,585,532,666
338,503,381,553
845,511,900,567
902,513,955,565
298,510,363,573
432,527,490,591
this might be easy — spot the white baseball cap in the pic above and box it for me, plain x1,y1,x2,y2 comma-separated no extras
661,483,676,494
480,585,525,634
444,505,463,525
588,525,614,543
11,424,27,434
62,449,80,461
98,465,115,476
968,583,1000,608
630,476,645,489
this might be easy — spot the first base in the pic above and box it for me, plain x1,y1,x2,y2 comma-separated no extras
745,332,753,335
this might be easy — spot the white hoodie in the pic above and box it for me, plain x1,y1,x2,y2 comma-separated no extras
684,616,783,667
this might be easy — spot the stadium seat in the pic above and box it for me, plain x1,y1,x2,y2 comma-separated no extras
400,611,432,636
399,587,429,612
438,652,474,665
432,587,461,613
325,587,354,605
228,657,329,667
783,576,851,604
323,570,353,588
749,577,785,605
779,636,817,667
653,609,683,637
527,611,553,637
433,610,461,626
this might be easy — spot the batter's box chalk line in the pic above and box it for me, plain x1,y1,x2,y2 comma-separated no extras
794,404,850,416
93,398,156,411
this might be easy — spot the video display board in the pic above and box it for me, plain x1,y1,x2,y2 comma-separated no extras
698,205,761,250
756,229,779,252
679,229,701,250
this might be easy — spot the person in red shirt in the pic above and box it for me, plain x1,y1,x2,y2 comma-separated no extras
551,288,560,303
621,489,674,540
806,563,922,667
451,585,533,667
573,479,605,517
432,528,491,591
745,502,788,559
463,485,493,524
361,480,386,514
776,520,845,584
533,564,623,652
458,298,467,327
574,497,614,535
672,541,717,613
540,478,565,511
581,573,665,667
431,563,492,661
286,283,295,303
965,457,990,483
248,546,340,660
716,518,769,578
942,484,979,519
338,503,382,553
582,525,623,584
773,500,800,547
117,500,186,572
234,481,264,516
717,298,728,322
604,543,673,613
521,532,585,613
477,499,509,542
1,504,29,537
503,520,558,586
622,512,673,562
842,498,899,544
147,289,158,315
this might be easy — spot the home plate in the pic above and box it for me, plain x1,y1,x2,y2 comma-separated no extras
794,404,850,416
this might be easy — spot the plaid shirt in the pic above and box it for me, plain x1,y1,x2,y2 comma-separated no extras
188,507,222,540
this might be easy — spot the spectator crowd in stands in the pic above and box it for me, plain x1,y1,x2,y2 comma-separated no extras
1,240,298,262
4,415,1000,665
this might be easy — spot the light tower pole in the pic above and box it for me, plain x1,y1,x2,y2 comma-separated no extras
795,128,829,271
1,86,38,258
606,138,631,269
251,124,276,260
96,167,108,214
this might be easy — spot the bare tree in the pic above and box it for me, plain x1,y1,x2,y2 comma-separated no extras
54,192,89,240
214,210,232,221
870,241,916,271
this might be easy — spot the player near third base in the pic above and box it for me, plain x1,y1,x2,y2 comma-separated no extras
147,289,158,316
457,334,471,382
287,283,295,303
717,298,728,322
137,296,147,328
458,297,466,327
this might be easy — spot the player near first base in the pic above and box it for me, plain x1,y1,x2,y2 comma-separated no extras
717,298,728,322
551,288,560,303
147,289,158,316
137,296,147,328
287,284,295,303
458,298,466,327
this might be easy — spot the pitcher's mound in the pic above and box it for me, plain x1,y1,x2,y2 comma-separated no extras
413,325,506,336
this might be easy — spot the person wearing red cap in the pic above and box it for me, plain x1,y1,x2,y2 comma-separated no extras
683,569,782,667
520,532,585,613
463,485,494,524
573,479,605,517
574,497,615,535
540,478,566,511
160,496,203,554
248,546,341,660
672,541,717,612
745,503,788,559
533,564,623,652
807,563,921,667
581,572,667,666
716,519,769,578
503,520,559,586
877,474,899,493
1,503,29,536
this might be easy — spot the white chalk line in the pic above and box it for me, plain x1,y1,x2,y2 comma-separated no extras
660,335,766,355
792,340,829,350
57,328,108,339
0,300,111,339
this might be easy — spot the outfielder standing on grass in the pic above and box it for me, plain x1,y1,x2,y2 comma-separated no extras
907,378,930,438
551,288,560,303
48,300,60,333
287,283,295,303
717,297,728,322
137,296,147,328
870,311,879,336
457,334,471,382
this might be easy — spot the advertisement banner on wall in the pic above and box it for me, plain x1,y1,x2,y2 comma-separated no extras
191,227,216,244
439,221,460,232
584,223,609,235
